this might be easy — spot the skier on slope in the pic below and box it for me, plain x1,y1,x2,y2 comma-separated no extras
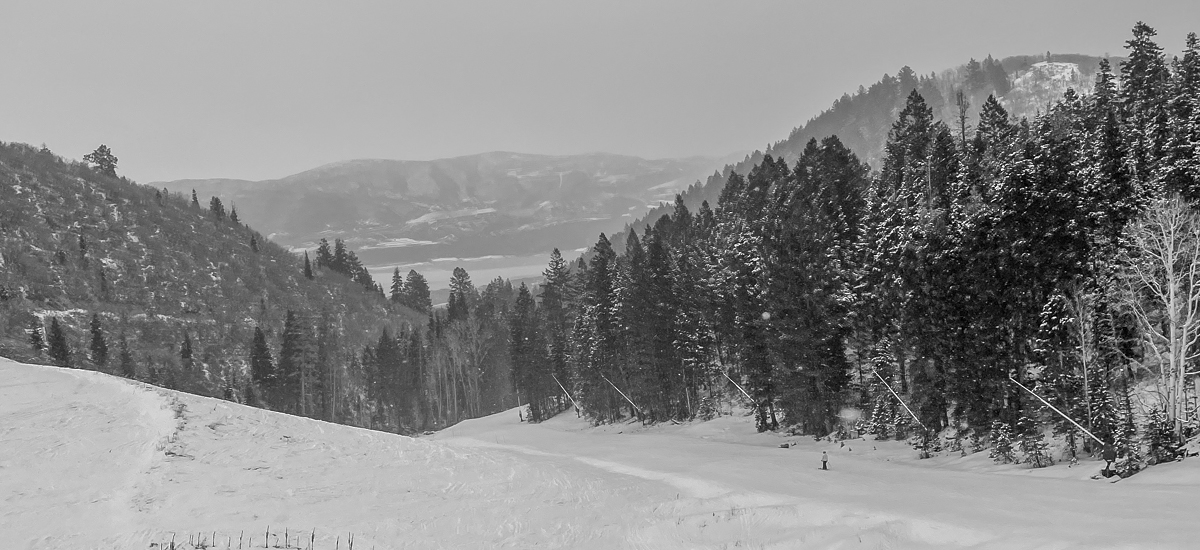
821,450,829,470
1102,441,1117,477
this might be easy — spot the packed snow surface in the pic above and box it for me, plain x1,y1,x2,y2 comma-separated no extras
3,358,1198,549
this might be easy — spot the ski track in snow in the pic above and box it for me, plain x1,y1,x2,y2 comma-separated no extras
3,358,1199,549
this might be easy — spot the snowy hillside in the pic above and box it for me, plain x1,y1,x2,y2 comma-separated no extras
1002,62,1094,119
4,357,1199,549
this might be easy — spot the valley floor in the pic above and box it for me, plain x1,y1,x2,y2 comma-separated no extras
2,358,1197,549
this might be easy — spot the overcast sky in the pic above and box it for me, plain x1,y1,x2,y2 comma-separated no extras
1,1,1195,183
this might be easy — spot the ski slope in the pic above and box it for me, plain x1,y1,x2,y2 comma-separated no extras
2,357,1198,549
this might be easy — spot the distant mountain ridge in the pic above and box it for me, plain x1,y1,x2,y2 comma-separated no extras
156,152,735,266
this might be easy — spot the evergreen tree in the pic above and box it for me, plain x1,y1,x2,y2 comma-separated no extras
118,332,136,378
89,314,108,367
390,267,405,303
511,283,555,421
1120,22,1171,188
982,55,1011,96
315,238,333,269
1144,407,1182,464
1016,409,1052,467
539,248,575,410
83,144,118,177
29,320,44,352
448,267,474,322
277,310,316,415
332,239,349,274
229,205,239,225
988,420,1017,464
304,252,314,280
250,326,274,386
964,58,987,93
404,270,432,313
98,268,109,299
47,317,70,367
314,311,338,421
180,332,194,369
191,189,200,209
574,233,624,423
1161,33,1200,200
209,196,226,221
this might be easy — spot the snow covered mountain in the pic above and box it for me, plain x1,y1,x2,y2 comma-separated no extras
155,152,733,265
5,357,1199,549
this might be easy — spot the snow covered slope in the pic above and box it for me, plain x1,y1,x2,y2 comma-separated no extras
1002,62,1094,120
3,357,1198,549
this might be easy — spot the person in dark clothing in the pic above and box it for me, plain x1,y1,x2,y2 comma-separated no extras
1102,442,1117,476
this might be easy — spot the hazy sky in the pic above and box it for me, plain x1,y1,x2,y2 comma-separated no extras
1,1,1196,183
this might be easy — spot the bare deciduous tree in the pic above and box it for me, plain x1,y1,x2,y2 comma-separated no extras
1118,196,1200,439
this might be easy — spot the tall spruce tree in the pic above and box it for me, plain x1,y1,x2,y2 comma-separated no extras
539,248,575,409
118,332,136,378
249,326,275,388
180,332,194,370
29,320,44,353
89,314,108,367
315,238,333,268
390,268,404,303
448,267,474,322
47,317,70,367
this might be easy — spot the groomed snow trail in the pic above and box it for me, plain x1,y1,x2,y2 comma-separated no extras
3,358,1199,549
436,411,1200,549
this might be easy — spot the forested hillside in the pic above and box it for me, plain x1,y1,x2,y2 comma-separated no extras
620,53,1119,253
506,24,1200,476
0,145,525,432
